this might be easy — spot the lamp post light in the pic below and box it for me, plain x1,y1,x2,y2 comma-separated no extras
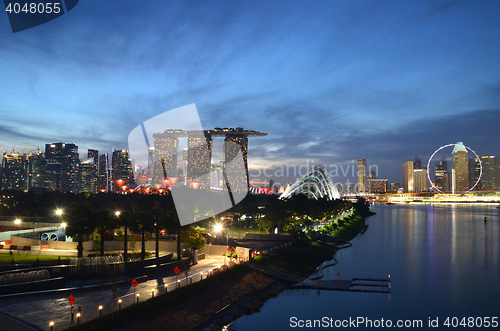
76,313,81,325
136,293,140,303
14,219,21,225
49,321,54,331
152,289,155,298
214,223,228,264
98,305,103,317
118,299,122,309
164,283,168,294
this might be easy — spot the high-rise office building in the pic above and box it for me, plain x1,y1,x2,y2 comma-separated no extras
414,157,422,169
1,152,27,191
357,158,367,193
452,142,469,193
111,149,134,191
182,148,188,184
27,151,44,190
435,160,448,191
367,169,376,192
188,134,212,186
147,147,154,176
210,165,223,189
479,156,497,191
224,133,248,193
44,143,80,193
468,157,481,191
402,160,414,193
80,158,96,193
87,149,99,193
152,130,179,178
413,167,429,192
370,179,388,193
98,153,109,192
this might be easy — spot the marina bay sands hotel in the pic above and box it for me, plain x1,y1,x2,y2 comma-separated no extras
151,127,267,190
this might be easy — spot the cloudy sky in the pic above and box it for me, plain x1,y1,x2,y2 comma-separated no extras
1,0,500,185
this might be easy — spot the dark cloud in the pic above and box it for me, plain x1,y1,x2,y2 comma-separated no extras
2,0,500,186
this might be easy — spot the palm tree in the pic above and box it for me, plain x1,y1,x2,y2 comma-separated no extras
93,209,115,256
66,203,96,258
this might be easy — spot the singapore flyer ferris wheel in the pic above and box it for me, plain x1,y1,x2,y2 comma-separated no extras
426,143,482,194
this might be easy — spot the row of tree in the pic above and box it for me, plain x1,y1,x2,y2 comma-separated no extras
1,189,362,258
1,191,183,260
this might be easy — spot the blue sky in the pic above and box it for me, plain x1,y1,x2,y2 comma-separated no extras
1,0,500,185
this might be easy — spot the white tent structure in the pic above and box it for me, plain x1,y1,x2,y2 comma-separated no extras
279,165,340,200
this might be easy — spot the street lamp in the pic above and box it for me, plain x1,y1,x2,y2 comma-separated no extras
214,224,223,233
214,223,228,264
55,209,63,216
14,219,21,225
49,321,54,331
115,211,121,217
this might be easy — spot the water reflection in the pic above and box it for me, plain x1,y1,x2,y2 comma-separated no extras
229,204,500,330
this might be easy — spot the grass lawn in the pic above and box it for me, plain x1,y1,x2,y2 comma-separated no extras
0,253,75,263
331,214,365,241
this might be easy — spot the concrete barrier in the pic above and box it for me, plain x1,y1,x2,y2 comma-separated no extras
0,277,65,295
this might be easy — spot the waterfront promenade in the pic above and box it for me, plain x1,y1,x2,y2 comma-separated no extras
0,255,226,331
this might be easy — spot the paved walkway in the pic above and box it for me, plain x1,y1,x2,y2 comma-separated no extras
0,255,226,331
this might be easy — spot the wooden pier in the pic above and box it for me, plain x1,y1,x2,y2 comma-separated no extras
294,275,391,293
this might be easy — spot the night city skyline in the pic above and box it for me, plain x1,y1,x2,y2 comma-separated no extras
2,1,500,185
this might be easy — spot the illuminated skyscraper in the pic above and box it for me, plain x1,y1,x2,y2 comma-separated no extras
98,153,109,192
80,158,96,193
479,156,498,190
402,160,414,193
357,158,367,193
182,148,188,184
44,143,80,193
147,147,154,176
414,157,422,169
111,149,134,191
152,131,179,178
187,134,212,186
87,149,98,193
452,142,469,193
468,157,481,191
210,165,223,189
224,133,248,193
413,167,429,192
27,151,44,189
1,152,27,191
434,160,448,191
370,179,388,193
